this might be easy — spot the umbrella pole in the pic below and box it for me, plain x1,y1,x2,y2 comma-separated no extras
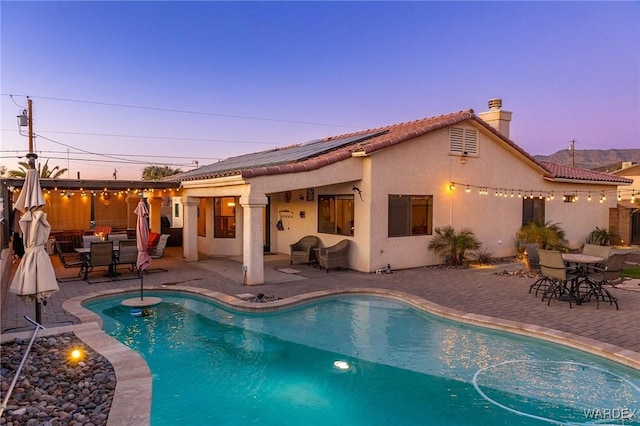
139,270,144,300
35,301,42,324
0,316,45,417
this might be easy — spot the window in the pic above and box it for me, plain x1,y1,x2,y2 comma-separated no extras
214,196,237,238
449,127,478,156
522,198,545,226
318,195,354,236
388,195,433,237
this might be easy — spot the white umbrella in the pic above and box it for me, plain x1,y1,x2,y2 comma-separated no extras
135,198,151,299
9,168,59,323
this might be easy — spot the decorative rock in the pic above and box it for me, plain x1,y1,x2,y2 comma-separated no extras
0,333,115,426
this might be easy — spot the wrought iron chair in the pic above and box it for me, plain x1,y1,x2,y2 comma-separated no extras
538,249,580,308
289,235,320,265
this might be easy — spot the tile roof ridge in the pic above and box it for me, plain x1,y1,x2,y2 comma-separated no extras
325,109,476,142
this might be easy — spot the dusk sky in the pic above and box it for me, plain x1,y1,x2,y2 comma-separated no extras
1,1,638,180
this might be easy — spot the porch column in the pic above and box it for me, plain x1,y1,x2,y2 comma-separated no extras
147,196,163,234
182,196,200,262
240,194,268,285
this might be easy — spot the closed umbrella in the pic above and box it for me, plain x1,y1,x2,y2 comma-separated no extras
9,168,59,324
135,198,151,299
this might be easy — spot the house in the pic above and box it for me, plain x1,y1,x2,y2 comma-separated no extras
168,99,633,285
611,162,640,245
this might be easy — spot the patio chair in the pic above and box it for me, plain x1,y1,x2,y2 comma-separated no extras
538,249,580,308
114,239,138,276
582,244,611,271
318,239,349,273
107,233,129,246
289,235,320,265
84,241,115,282
54,240,85,278
83,235,103,248
582,252,628,310
524,244,546,296
149,234,170,259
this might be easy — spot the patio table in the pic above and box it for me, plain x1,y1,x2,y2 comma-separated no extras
561,253,604,304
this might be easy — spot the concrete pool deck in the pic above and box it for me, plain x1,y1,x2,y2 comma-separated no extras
2,247,640,425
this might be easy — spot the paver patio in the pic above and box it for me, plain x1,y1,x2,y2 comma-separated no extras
2,247,639,425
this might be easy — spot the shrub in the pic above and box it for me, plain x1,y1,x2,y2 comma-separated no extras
584,227,616,246
516,221,567,251
472,247,493,265
428,226,481,266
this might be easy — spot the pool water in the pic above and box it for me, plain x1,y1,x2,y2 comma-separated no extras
85,293,640,425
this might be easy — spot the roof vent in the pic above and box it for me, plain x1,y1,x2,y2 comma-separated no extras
488,98,502,110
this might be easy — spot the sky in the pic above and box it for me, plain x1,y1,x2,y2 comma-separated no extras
1,1,639,181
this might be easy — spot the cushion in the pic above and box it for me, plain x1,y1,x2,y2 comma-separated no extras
148,232,161,248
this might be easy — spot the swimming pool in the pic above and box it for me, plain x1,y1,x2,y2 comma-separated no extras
85,293,640,425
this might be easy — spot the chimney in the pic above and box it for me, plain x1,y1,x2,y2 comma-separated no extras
478,98,512,138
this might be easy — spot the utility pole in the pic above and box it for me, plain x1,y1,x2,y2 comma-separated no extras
568,139,576,167
26,97,37,168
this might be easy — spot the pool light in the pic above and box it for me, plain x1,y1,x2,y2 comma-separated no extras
333,360,350,370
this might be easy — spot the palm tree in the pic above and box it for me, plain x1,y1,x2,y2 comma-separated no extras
141,165,182,181
8,159,67,179
428,225,481,266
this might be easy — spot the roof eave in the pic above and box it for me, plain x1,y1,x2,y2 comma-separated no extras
542,176,632,186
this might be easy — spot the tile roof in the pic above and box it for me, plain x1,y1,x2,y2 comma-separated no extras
168,108,631,187
540,162,633,184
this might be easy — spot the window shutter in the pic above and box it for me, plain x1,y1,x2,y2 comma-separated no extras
450,127,478,155
463,129,478,154
450,128,464,153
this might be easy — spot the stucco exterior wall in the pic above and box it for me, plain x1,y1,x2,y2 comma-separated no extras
181,121,621,275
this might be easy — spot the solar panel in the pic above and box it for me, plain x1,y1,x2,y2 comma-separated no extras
179,130,386,179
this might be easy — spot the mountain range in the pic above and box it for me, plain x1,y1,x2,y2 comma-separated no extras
533,149,640,172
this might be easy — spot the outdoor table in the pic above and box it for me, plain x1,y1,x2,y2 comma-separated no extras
561,253,604,304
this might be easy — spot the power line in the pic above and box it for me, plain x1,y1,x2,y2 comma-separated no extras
1,94,363,129
0,149,221,161
0,128,280,146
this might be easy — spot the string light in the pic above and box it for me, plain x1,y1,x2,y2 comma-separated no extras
443,181,634,203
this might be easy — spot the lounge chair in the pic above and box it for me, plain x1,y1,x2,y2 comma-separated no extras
289,235,320,265
318,240,349,273
149,234,169,259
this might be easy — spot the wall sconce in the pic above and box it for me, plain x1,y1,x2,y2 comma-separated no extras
299,211,305,218
460,156,467,164
352,186,363,201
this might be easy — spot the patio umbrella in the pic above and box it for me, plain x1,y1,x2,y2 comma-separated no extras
9,168,59,324
135,198,151,299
